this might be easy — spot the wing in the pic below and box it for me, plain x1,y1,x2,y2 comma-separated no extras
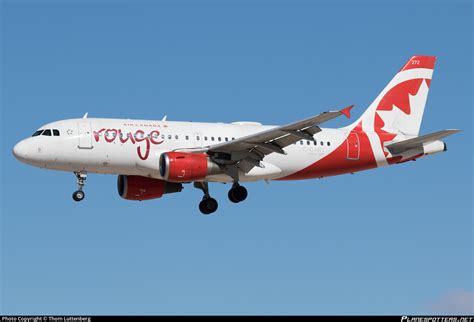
195,105,353,173
385,129,460,155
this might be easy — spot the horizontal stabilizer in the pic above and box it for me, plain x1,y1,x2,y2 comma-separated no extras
385,129,460,155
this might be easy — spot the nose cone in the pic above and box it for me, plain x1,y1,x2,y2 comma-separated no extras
13,140,29,162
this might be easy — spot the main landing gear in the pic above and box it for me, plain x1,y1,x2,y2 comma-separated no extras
194,182,218,215
72,171,87,202
194,182,248,215
228,183,248,203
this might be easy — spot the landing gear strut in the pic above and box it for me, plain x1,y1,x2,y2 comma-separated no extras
194,182,218,215
228,183,248,203
72,171,87,202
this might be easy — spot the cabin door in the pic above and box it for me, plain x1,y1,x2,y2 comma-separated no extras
78,122,93,149
346,132,360,160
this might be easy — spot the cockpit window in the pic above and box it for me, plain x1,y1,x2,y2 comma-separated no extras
32,129,60,137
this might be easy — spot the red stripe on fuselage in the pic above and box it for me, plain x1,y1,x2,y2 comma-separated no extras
278,122,378,180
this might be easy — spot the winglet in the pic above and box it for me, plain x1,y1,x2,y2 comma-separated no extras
82,112,88,119
162,115,168,121
340,105,353,119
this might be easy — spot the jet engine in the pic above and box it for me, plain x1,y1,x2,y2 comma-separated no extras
159,152,221,182
117,175,183,201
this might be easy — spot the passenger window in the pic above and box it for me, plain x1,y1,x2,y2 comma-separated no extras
307,141,310,145
314,141,317,146
327,142,331,146
175,135,179,140
232,137,235,140
211,137,215,141
32,130,44,137
53,129,60,136
225,137,228,142
204,136,208,141
218,137,222,142
320,141,324,146
42,129,52,136
185,135,189,140
168,135,172,139
300,141,303,145
161,134,165,139
196,136,200,141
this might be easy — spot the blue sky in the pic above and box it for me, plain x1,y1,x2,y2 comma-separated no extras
1,0,472,315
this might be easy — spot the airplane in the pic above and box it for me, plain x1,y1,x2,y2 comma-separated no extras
13,56,459,214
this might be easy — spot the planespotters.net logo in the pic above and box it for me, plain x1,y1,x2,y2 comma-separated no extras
402,317,474,322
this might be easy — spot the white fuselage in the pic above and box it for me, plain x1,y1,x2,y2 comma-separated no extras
10,56,454,213
13,118,356,182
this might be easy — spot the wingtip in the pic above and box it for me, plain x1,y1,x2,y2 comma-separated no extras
340,105,354,119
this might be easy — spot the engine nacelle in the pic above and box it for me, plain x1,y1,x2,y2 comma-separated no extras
117,175,183,201
159,152,221,182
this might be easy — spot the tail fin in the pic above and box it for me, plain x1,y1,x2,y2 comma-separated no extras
354,56,436,136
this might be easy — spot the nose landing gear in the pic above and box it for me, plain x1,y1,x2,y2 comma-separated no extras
72,171,87,202
72,190,85,202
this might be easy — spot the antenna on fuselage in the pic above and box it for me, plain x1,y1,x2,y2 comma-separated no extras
82,112,88,119
162,115,167,121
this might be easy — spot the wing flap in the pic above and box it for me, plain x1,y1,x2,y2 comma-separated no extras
174,105,354,176
210,105,353,155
